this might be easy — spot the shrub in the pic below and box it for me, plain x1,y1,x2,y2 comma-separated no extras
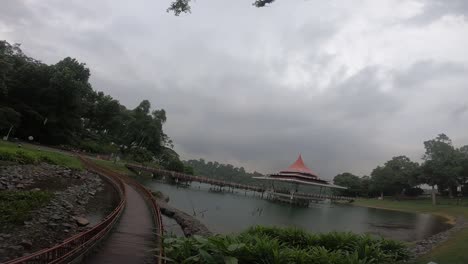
78,140,119,154
125,148,153,163
163,226,410,264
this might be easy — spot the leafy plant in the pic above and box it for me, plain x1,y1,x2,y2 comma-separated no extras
163,226,410,264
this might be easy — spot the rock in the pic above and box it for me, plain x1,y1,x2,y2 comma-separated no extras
31,188,41,192
19,240,32,250
62,223,73,229
88,191,96,196
51,214,61,220
74,217,89,227
16,183,24,189
8,245,23,251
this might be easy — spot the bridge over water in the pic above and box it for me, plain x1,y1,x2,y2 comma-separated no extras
127,164,353,203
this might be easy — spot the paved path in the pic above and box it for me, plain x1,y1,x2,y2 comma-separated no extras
85,184,155,264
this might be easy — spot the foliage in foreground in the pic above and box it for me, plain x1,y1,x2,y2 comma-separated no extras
163,226,410,264
0,142,82,169
0,190,53,226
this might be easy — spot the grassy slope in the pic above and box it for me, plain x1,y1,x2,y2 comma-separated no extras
91,158,134,175
0,141,83,169
354,198,468,264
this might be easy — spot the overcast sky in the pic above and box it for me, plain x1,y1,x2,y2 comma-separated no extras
1,0,468,179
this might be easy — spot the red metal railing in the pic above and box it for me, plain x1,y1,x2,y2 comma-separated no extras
4,157,126,264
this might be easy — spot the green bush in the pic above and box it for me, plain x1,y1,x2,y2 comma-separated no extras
125,147,153,163
78,140,119,154
0,190,53,225
163,226,410,264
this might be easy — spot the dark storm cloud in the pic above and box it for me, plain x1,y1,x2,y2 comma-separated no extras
1,0,468,179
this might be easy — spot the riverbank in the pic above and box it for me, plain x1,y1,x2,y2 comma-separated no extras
354,198,468,264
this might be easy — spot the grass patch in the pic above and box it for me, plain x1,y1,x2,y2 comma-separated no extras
0,190,53,225
164,226,410,264
0,141,82,169
354,198,468,264
92,158,134,175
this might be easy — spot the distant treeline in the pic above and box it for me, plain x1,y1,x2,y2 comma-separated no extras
333,134,468,202
183,159,264,185
0,40,180,167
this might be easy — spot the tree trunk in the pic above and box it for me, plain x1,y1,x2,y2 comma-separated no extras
448,187,454,199
380,192,383,200
431,185,436,206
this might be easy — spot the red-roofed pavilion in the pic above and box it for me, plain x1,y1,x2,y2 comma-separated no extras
253,154,346,206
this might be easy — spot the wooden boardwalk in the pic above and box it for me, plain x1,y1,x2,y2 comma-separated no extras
127,164,353,202
85,184,155,263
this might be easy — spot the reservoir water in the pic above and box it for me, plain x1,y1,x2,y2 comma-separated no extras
141,179,450,241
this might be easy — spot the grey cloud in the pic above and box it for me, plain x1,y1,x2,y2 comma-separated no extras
407,0,468,24
394,60,467,89
1,0,468,180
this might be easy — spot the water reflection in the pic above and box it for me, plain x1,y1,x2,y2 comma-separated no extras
142,179,451,241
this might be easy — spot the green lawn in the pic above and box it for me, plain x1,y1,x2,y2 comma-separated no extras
91,158,134,175
0,140,83,169
354,198,468,264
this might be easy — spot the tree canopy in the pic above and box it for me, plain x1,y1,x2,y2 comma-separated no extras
0,40,176,165
184,159,263,184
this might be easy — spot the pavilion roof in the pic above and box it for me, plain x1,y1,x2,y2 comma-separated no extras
280,154,318,177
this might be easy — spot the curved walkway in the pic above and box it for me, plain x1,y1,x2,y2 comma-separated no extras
85,183,155,264
84,160,159,264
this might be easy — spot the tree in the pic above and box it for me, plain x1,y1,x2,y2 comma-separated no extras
333,173,362,197
184,159,260,184
421,134,462,205
167,0,276,15
370,156,420,199
458,145,468,195
0,40,174,163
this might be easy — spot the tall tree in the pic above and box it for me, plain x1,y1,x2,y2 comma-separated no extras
421,134,461,205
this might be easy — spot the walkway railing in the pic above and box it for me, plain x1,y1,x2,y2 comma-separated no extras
4,156,126,264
